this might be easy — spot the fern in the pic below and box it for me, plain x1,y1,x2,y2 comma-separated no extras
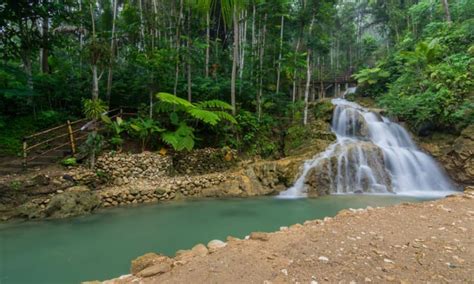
214,111,238,124
196,99,233,110
157,92,193,108
161,123,195,151
188,108,220,125
155,93,236,151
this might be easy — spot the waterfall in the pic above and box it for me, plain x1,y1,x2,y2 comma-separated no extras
279,99,457,198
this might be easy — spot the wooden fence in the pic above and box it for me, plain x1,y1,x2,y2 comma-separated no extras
22,108,136,169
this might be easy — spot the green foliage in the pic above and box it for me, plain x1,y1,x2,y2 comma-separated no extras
155,93,236,151
284,124,310,155
102,116,127,150
161,123,196,151
232,111,279,158
128,118,164,152
61,157,77,167
353,67,390,86
364,17,474,133
313,100,334,122
82,99,108,120
79,132,105,167
9,180,22,191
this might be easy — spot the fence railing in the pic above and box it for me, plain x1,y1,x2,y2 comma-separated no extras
22,108,136,169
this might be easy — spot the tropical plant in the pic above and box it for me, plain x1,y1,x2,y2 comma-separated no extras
102,116,127,151
82,98,108,168
61,157,77,167
79,132,105,169
353,67,390,86
128,117,164,152
155,92,236,151
82,98,108,120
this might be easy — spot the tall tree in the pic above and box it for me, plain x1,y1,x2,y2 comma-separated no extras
441,0,452,24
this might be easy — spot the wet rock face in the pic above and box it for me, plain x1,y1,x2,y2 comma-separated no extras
43,186,100,219
421,125,474,186
304,141,392,196
332,106,369,139
12,186,100,220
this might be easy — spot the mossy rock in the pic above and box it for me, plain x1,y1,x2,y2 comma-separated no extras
313,100,334,122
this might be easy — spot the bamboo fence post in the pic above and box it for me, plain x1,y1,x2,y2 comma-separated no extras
67,120,76,155
22,139,28,170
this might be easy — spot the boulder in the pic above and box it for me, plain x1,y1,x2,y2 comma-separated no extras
32,174,51,186
130,253,171,275
191,244,209,257
207,240,227,252
333,106,370,139
249,232,270,241
175,243,209,261
137,262,172,278
304,141,391,196
15,201,44,219
43,186,100,219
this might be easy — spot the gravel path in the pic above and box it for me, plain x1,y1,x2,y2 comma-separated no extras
105,192,474,284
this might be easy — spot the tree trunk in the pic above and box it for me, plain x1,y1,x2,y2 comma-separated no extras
149,90,153,119
138,0,146,50
303,50,311,125
187,8,192,102
90,1,99,100
174,0,184,95
441,0,452,24
257,14,267,120
303,16,314,125
230,5,239,115
106,0,118,105
40,8,49,74
319,56,324,99
205,11,210,77
92,65,99,100
239,10,247,84
250,3,256,81
292,38,301,103
276,15,284,94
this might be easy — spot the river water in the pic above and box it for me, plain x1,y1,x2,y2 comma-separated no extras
0,195,432,283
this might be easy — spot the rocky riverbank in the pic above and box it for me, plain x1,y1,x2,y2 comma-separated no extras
97,190,474,284
420,124,474,188
0,113,335,221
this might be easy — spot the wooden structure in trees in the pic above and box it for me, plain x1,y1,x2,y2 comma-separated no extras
21,108,135,169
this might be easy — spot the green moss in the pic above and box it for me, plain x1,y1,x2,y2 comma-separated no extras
313,100,334,122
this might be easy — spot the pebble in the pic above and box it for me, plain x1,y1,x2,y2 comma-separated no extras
318,256,329,262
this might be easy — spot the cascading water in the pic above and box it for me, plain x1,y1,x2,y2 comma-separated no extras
279,98,457,198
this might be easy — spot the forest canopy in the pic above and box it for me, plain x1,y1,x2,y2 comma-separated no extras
1,0,472,156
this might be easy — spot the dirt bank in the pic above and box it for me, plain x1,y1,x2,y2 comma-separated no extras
101,191,474,284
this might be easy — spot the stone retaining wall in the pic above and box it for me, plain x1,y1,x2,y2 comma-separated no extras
98,173,232,208
172,148,237,175
96,152,173,185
